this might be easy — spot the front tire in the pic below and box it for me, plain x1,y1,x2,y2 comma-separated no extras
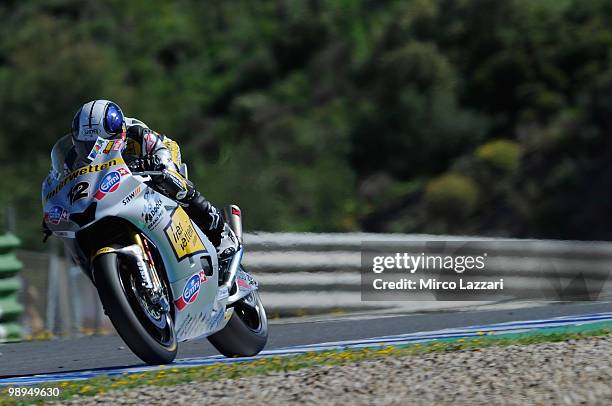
208,291,268,357
93,252,177,365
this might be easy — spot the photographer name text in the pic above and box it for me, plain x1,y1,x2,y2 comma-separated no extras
372,278,504,290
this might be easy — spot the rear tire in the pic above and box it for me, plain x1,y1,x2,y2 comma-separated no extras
208,291,268,357
93,252,177,365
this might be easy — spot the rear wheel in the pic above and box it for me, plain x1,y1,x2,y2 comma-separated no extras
93,252,177,365
208,290,268,357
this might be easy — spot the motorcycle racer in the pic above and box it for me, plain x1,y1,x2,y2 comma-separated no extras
47,99,237,259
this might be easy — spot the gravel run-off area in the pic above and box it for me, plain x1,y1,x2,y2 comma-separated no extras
56,335,612,406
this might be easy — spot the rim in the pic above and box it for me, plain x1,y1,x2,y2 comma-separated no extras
130,274,166,329
234,291,267,335
117,257,175,348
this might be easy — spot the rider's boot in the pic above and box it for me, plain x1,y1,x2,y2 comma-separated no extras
182,190,239,274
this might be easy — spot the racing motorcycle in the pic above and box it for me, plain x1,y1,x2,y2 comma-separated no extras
41,136,268,365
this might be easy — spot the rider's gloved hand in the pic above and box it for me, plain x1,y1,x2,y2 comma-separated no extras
127,156,162,172
144,155,164,171
127,158,145,172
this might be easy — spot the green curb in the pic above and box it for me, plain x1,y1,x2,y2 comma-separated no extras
0,322,22,342
0,234,20,253
0,254,23,277
0,233,22,344
0,277,20,295
0,294,24,322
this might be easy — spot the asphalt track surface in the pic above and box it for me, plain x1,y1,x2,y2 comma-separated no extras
1,301,611,379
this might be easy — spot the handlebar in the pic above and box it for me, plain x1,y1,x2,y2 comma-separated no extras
130,170,165,177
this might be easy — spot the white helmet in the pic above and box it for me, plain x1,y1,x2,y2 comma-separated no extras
71,99,126,158
71,99,126,141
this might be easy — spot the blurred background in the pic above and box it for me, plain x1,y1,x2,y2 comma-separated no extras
2,0,612,338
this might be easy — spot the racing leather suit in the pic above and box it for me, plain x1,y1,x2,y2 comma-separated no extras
121,118,225,247
61,117,226,248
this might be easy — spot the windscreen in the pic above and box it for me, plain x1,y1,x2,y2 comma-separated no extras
50,134,73,174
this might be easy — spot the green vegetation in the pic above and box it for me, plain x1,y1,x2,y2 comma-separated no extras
1,0,612,247
476,140,521,174
2,322,611,405
425,173,479,217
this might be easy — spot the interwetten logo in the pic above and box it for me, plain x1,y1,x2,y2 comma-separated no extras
45,159,125,201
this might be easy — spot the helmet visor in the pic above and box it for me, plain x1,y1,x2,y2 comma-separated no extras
104,103,125,134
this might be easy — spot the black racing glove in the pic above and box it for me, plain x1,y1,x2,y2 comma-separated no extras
127,155,163,172
127,158,145,172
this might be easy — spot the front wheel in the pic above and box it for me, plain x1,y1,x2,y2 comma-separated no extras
208,291,268,357
93,252,177,365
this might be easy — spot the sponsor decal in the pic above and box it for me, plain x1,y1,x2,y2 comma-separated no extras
122,185,142,205
103,140,115,153
44,206,68,225
164,207,207,262
242,272,257,286
237,278,250,289
174,271,208,311
88,139,125,160
83,128,100,136
94,171,122,200
176,314,194,336
87,138,106,161
93,167,129,201
81,128,101,142
102,139,125,153
205,307,225,330
141,188,164,229
237,272,257,289
216,286,229,301
45,159,125,201
68,181,89,205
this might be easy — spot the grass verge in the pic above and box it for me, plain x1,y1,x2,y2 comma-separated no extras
2,321,612,405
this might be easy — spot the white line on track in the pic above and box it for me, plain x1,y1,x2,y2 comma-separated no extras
2,312,611,386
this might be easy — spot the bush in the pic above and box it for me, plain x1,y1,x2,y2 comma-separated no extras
475,139,521,173
379,41,452,90
424,174,479,217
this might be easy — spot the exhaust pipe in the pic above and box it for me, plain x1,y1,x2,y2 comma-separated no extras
224,204,243,244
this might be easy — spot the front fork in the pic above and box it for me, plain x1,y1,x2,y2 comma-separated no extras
94,233,170,313
132,232,170,313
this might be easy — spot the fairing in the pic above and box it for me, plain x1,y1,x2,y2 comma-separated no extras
41,139,237,341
